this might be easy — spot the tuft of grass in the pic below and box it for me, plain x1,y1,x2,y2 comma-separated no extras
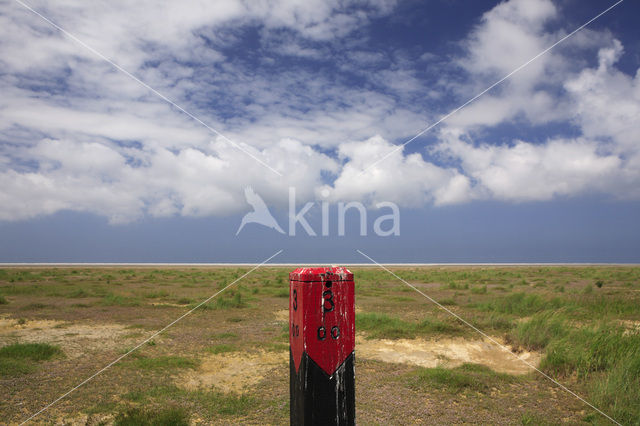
591,350,640,424
114,406,190,426
129,356,198,371
0,295,8,305
511,313,640,422
0,342,63,361
472,313,514,332
406,363,515,393
507,312,569,351
0,343,64,377
595,280,604,288
357,312,461,339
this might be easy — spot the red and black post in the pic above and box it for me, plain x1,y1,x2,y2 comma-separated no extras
289,267,355,425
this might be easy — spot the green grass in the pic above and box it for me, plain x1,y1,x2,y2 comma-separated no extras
507,312,569,350
0,342,63,361
206,344,237,354
196,292,248,310
193,389,255,416
20,302,50,310
406,363,515,393
65,289,90,298
470,285,487,294
129,356,198,371
143,290,170,299
0,358,35,376
520,411,551,425
213,332,238,339
114,406,190,426
101,293,140,307
472,313,514,332
2,266,639,423
357,312,462,339
273,289,289,298
0,343,64,377
508,312,640,422
121,385,255,417
477,292,564,316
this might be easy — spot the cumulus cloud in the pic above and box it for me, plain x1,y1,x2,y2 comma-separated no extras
436,132,622,201
0,0,638,224
0,136,337,223
318,135,472,207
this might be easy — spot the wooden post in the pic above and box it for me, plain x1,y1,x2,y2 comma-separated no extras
289,267,355,425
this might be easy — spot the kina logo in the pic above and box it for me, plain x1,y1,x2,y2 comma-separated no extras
236,187,285,235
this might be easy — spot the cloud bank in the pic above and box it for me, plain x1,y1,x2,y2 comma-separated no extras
0,0,638,223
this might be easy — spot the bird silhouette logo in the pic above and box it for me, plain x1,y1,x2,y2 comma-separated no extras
236,187,285,235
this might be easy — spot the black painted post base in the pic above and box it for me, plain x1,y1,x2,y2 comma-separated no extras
290,351,355,425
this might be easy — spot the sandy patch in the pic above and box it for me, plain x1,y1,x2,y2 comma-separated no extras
356,334,540,375
54,413,114,426
620,320,640,336
0,315,131,357
178,350,288,394
150,302,185,308
274,309,288,322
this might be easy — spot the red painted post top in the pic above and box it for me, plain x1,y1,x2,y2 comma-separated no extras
289,267,354,282
289,267,355,376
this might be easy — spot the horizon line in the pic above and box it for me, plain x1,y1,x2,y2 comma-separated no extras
1,262,638,267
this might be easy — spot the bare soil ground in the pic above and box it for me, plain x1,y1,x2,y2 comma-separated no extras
0,266,638,425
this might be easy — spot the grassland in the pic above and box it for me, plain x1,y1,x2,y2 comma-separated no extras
0,266,639,424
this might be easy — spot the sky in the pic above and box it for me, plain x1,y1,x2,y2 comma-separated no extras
0,0,639,263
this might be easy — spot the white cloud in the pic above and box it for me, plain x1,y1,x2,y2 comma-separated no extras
0,136,337,223
0,0,639,225
320,135,472,207
436,132,622,201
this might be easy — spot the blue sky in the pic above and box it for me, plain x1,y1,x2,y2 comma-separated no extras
1,0,639,263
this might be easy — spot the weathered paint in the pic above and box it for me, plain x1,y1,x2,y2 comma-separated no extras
289,267,355,425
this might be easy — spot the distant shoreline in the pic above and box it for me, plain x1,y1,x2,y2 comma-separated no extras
1,262,638,267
